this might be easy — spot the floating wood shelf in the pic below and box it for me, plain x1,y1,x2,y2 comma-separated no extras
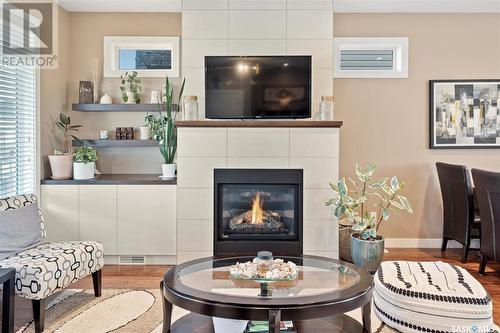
41,174,176,185
72,103,176,112
73,139,158,147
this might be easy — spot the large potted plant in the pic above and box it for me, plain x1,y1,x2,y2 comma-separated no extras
73,145,98,180
48,113,82,179
148,75,185,178
326,164,413,273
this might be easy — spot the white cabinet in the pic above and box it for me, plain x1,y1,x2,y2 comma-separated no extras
117,185,177,256
79,185,117,255
40,184,177,259
41,185,78,242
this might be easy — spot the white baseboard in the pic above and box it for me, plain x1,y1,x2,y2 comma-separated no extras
385,238,480,249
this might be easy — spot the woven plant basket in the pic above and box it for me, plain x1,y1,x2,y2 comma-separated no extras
339,222,353,263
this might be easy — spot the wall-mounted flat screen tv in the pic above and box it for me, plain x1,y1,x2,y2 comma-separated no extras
205,56,312,119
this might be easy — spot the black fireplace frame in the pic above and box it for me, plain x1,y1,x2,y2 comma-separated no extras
213,169,303,257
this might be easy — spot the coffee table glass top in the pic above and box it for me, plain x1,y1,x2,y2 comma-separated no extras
176,256,361,299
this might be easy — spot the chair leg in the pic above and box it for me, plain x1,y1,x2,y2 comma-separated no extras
462,242,470,263
441,237,448,252
32,299,46,333
479,254,488,276
92,269,102,297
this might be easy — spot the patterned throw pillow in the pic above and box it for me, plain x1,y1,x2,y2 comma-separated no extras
0,194,46,239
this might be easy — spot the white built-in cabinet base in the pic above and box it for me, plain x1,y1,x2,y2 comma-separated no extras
41,184,177,264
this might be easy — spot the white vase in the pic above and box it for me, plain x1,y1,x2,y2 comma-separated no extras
161,163,176,178
73,162,95,180
125,91,135,104
100,94,112,104
139,126,151,140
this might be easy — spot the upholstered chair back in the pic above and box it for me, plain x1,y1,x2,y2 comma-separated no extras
436,162,474,245
472,168,500,261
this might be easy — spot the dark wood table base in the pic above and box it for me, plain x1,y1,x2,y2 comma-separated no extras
1,269,15,333
169,313,376,333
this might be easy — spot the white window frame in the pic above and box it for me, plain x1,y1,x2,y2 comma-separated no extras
333,37,409,79
103,36,180,78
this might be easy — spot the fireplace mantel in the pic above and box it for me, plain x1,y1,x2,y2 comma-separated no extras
176,120,343,128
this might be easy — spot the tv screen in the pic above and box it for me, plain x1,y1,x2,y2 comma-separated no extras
205,56,311,119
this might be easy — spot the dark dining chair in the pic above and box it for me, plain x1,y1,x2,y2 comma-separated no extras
436,162,480,263
471,168,500,275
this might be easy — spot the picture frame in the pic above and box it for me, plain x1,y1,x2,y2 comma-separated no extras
103,36,180,78
430,79,500,149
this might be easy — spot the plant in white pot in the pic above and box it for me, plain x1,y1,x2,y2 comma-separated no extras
48,113,82,179
149,75,185,178
120,71,142,104
73,145,98,180
326,164,413,273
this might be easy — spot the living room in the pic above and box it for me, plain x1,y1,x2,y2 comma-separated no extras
0,0,499,332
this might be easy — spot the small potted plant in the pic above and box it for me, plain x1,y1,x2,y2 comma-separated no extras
140,114,153,140
48,113,82,179
326,164,413,273
120,71,142,104
73,145,98,180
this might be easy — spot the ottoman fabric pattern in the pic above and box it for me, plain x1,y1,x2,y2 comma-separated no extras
0,241,103,300
374,261,493,333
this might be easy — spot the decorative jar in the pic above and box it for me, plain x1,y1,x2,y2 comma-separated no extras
184,95,198,120
319,96,335,120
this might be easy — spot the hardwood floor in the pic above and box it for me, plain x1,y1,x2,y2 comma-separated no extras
7,248,500,330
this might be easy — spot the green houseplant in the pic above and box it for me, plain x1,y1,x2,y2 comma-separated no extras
48,113,82,179
147,75,185,178
73,145,98,180
326,164,413,272
120,71,142,103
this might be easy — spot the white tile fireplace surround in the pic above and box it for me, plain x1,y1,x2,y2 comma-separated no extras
176,120,342,264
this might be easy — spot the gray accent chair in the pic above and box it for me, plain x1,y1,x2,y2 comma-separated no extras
0,194,104,333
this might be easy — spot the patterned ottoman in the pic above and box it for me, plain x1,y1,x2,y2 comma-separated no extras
374,261,493,333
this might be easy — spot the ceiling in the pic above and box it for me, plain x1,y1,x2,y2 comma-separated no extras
58,0,500,13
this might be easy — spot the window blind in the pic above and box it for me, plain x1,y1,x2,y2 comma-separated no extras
340,50,394,71
0,16,37,198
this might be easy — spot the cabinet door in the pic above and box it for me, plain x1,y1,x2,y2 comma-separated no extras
117,185,176,255
41,185,78,242
79,185,117,255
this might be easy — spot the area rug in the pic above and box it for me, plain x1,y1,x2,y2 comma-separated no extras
16,289,497,333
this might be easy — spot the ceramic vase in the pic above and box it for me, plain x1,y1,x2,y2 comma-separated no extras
48,154,73,179
161,163,176,178
73,162,95,180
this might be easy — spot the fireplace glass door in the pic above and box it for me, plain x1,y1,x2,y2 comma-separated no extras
219,183,299,241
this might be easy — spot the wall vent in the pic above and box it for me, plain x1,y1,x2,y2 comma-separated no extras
334,37,409,78
119,256,146,265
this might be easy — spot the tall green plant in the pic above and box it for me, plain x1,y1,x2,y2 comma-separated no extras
55,113,81,154
326,164,413,240
157,75,185,164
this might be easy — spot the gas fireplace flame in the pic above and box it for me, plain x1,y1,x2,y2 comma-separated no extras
251,193,264,224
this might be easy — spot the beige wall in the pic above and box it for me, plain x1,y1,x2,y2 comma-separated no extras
40,6,70,179
333,14,500,238
68,12,181,173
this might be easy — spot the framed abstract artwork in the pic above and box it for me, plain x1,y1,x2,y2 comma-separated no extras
430,80,500,149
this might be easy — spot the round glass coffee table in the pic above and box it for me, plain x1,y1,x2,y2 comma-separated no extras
161,255,373,333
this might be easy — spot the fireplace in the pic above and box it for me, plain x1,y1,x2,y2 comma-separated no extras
214,169,303,257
